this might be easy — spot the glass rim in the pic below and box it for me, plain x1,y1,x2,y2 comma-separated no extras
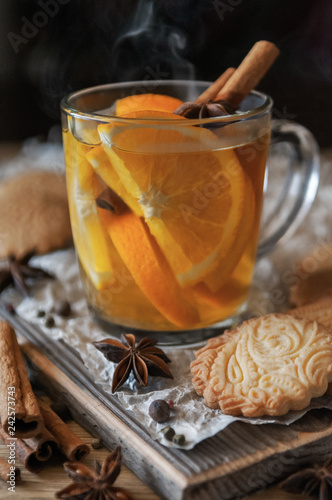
60,79,273,125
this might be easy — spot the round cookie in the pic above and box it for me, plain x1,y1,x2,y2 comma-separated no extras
288,299,332,399
0,171,72,259
191,313,332,417
289,244,332,307
288,297,332,330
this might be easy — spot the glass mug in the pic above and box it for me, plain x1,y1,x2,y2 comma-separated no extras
61,81,319,345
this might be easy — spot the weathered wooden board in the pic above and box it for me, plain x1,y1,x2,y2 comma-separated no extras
1,302,332,500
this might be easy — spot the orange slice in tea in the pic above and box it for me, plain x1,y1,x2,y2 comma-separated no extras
192,250,255,321
77,156,105,199
68,191,116,290
86,145,143,216
98,110,246,286
115,94,183,116
192,279,248,319
99,209,199,328
203,175,256,292
63,131,103,198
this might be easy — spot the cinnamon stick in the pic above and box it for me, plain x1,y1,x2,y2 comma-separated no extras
0,423,57,472
215,40,280,107
0,457,21,484
38,399,90,461
24,428,58,462
0,322,43,438
195,67,236,104
0,424,43,473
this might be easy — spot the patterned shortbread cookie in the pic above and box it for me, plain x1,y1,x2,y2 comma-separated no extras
288,298,332,398
288,297,332,330
289,244,332,307
191,313,332,417
0,171,72,259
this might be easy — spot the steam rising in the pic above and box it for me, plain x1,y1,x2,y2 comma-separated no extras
111,0,195,82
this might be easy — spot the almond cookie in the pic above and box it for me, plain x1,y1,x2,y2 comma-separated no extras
191,313,332,417
0,171,72,259
289,244,332,307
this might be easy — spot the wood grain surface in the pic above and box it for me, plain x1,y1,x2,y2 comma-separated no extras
0,304,314,500
0,420,305,500
13,313,332,500
0,322,314,500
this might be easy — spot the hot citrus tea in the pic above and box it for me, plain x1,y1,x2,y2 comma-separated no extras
63,93,270,331
61,43,319,342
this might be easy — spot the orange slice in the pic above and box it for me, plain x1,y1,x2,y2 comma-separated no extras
203,174,256,292
64,131,103,198
115,94,183,116
86,145,143,216
98,110,246,286
67,188,116,290
77,156,104,199
99,209,199,328
67,115,101,146
192,252,255,317
192,280,248,318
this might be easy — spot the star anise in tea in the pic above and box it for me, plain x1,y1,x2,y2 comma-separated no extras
174,99,236,118
56,446,135,500
0,251,53,297
93,333,173,393
96,187,129,215
280,459,332,499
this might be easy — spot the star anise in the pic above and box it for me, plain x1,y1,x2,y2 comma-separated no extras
0,251,53,297
93,333,173,393
96,187,129,215
56,446,135,500
174,99,236,119
280,459,332,500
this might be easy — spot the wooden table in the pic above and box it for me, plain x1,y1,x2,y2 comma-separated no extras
0,419,304,500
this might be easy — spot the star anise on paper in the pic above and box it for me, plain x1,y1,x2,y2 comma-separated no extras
56,446,135,500
174,99,236,118
280,459,332,499
93,333,173,393
0,251,53,297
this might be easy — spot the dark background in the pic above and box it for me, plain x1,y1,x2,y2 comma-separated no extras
1,0,332,146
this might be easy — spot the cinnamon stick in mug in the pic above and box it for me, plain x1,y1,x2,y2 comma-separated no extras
0,322,43,438
38,399,90,461
216,40,280,107
0,457,21,483
195,67,236,104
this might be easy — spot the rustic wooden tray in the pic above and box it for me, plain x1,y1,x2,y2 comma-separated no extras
1,301,332,500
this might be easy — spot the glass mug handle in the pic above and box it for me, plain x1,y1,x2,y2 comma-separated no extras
257,119,320,258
